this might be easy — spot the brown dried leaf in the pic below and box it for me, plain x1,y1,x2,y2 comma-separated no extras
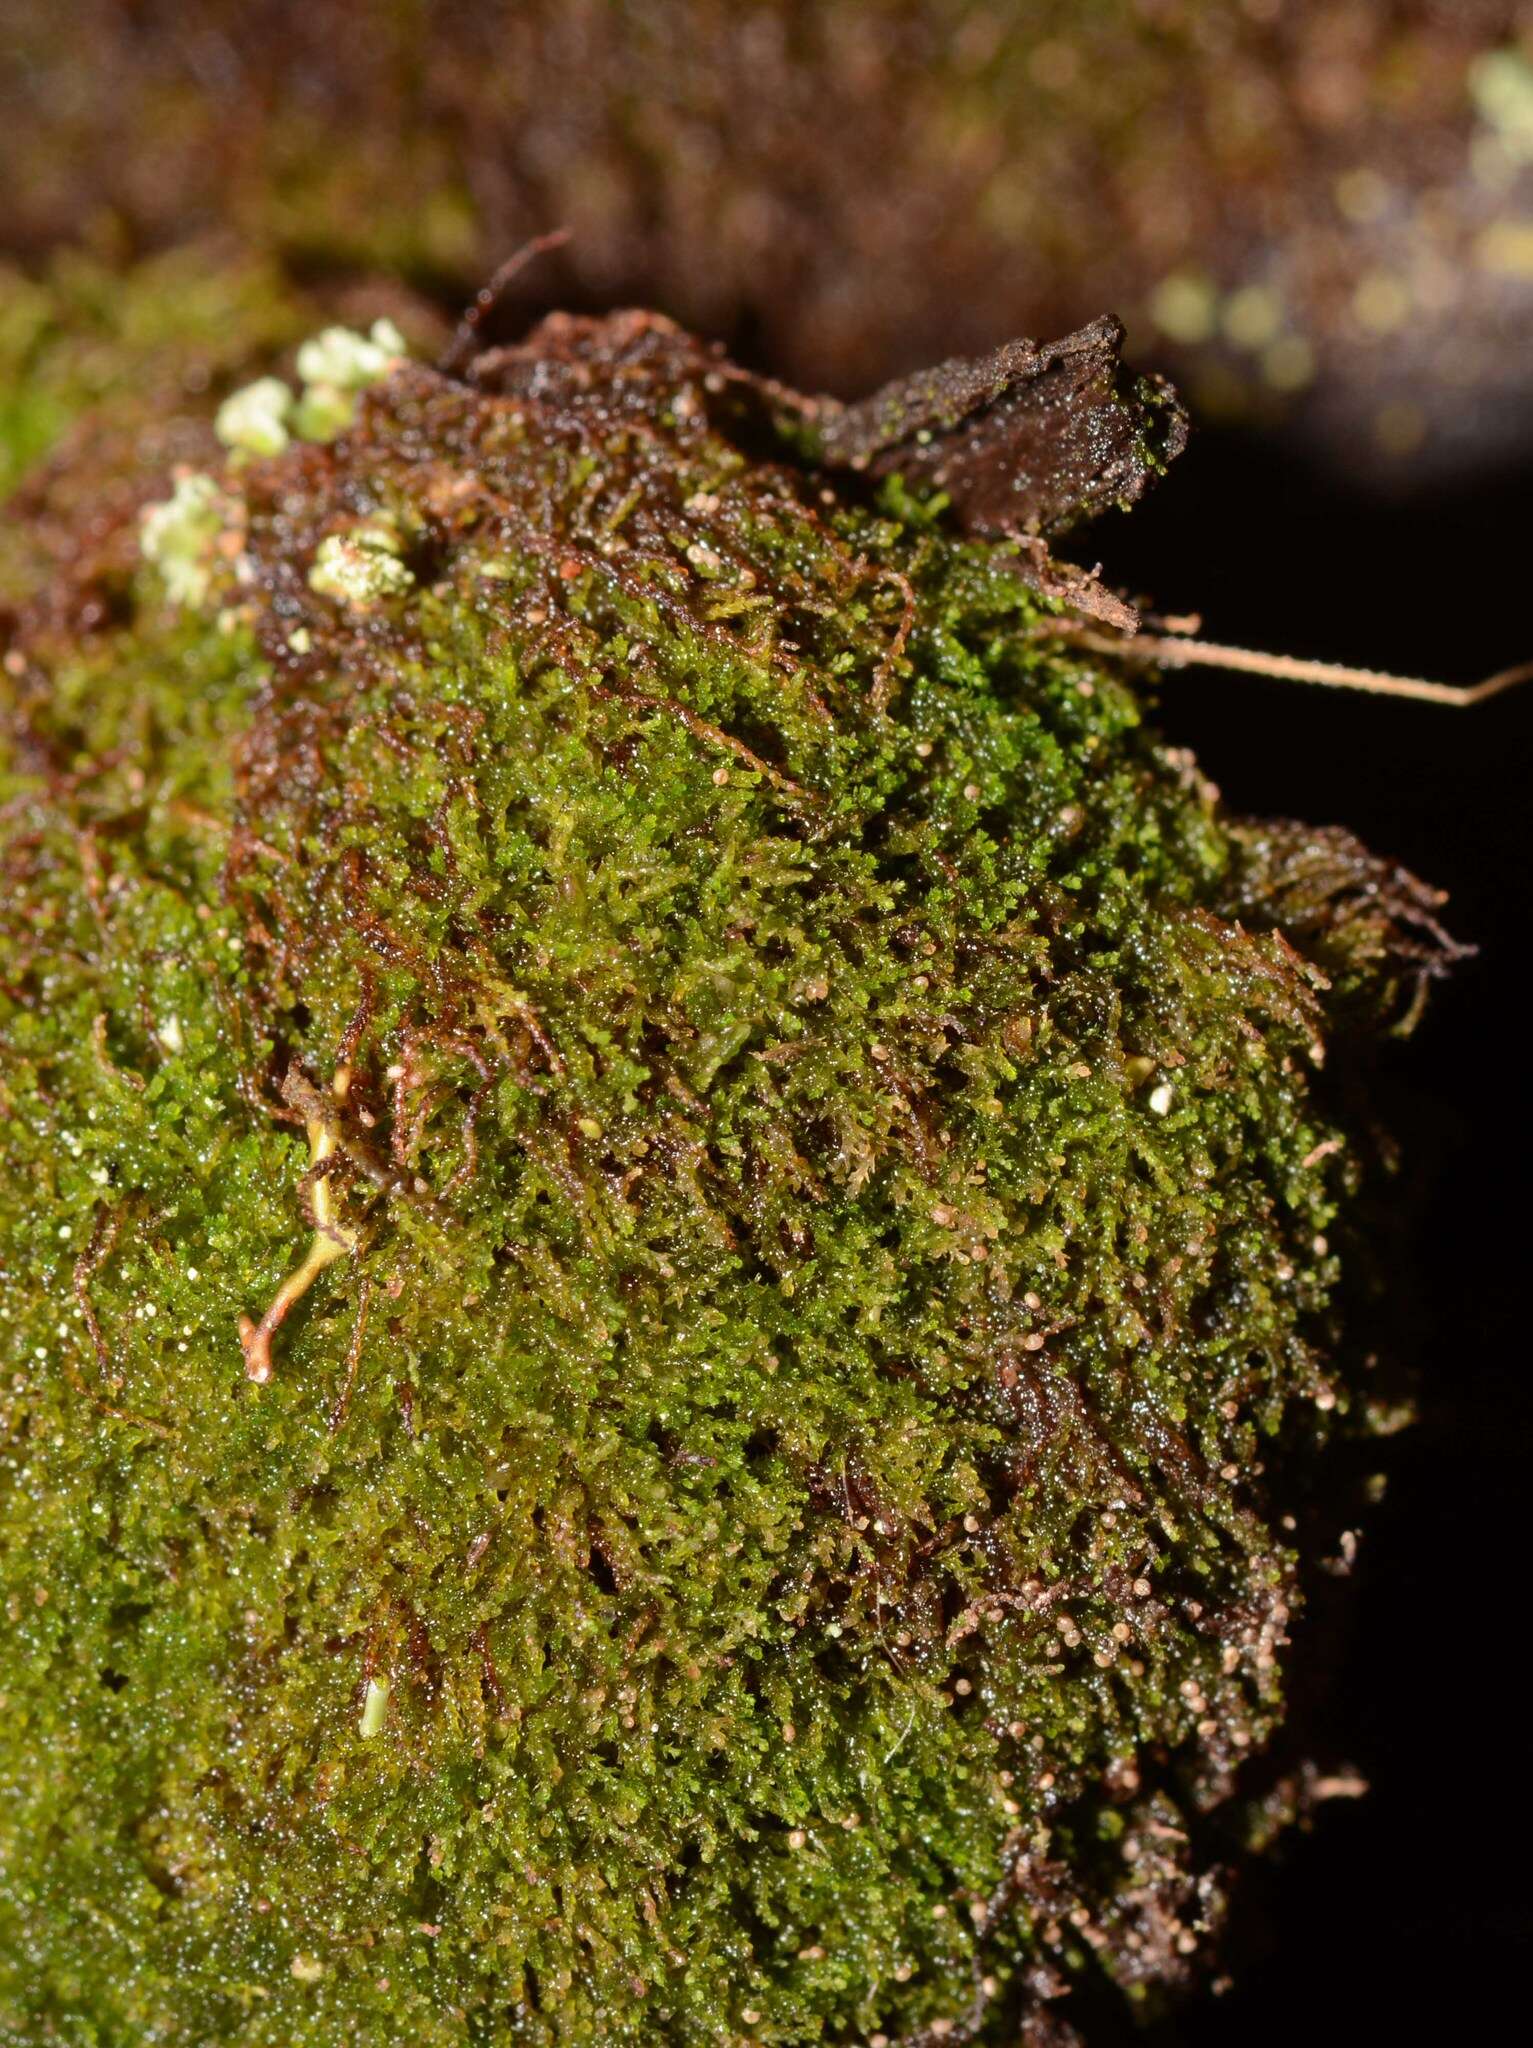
803,315,1188,540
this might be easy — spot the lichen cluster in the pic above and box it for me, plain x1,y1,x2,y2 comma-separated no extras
0,306,1446,2042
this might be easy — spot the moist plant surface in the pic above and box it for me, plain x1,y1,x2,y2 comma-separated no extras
0,297,1452,2043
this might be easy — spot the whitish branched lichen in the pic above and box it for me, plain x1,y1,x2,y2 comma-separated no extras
0,297,1453,2044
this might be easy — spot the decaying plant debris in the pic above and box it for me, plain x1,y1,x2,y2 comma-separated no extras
0,292,1459,2043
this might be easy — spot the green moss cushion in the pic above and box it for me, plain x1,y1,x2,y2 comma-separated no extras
0,305,1440,2042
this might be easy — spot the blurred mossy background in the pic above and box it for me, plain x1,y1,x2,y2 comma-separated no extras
2,1,1531,474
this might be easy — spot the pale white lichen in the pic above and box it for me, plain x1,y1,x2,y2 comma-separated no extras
212,319,410,459
213,375,293,458
295,317,407,392
307,524,414,608
291,317,408,440
138,472,232,607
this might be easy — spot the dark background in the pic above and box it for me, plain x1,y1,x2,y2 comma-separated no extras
1098,430,1531,2042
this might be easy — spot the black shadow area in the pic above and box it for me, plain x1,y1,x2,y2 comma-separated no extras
1089,427,1531,2045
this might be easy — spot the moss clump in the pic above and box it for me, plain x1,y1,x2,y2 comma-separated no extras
0,303,1449,2043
